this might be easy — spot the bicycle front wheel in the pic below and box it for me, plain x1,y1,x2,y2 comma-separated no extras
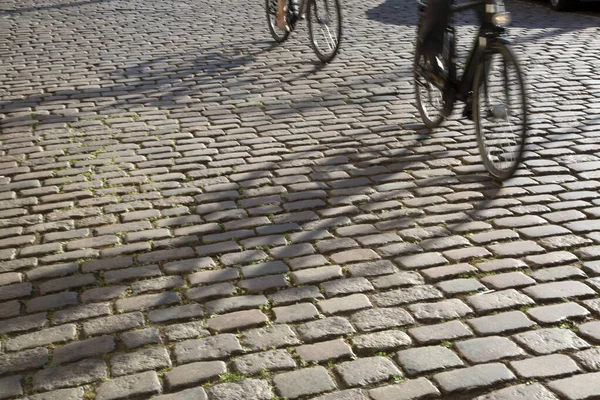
307,0,342,63
266,0,290,43
473,42,527,181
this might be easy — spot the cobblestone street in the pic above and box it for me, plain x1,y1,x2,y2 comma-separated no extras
1,0,600,398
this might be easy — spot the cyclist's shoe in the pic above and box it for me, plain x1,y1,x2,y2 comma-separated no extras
463,100,473,120
424,55,447,88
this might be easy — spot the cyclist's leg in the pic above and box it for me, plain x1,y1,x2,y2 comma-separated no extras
277,0,287,29
419,0,451,59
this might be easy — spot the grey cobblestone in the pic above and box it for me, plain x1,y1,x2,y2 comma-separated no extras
547,372,600,400
351,330,413,355
33,358,107,392
510,354,580,378
95,371,161,400
455,336,525,363
207,379,273,400
396,345,464,375
527,302,590,324
233,349,296,374
110,346,171,376
351,307,414,332
369,378,440,400
174,334,242,363
409,320,473,344
513,327,590,355
474,383,559,400
274,367,336,399
6,324,76,352
467,289,535,313
334,356,402,387
296,339,354,363
53,336,116,365
83,312,145,336
0,347,48,375
165,361,226,389
433,363,516,394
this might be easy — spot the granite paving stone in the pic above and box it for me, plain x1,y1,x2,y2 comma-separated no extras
433,363,516,394
164,361,226,389
395,345,464,375
547,372,600,400
334,356,402,387
409,320,474,344
350,330,413,355
455,336,525,363
473,383,559,400
369,378,441,400
467,311,536,335
513,328,591,355
527,302,591,324
573,347,600,371
273,367,336,399
207,379,273,400
510,354,580,378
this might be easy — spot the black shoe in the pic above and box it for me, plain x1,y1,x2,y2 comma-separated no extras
424,55,446,88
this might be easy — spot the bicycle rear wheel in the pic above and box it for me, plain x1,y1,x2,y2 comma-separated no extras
266,0,290,43
414,43,448,128
473,42,527,181
307,0,342,63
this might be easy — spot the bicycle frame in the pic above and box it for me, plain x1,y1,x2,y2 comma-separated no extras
453,0,509,102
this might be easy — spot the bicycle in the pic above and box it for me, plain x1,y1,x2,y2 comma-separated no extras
414,0,528,180
266,0,342,63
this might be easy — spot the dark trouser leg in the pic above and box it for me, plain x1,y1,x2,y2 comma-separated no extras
419,0,451,58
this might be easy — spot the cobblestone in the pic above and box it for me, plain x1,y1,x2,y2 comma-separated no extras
334,356,402,387
207,379,273,400
369,378,440,400
351,330,412,355
527,302,590,324
273,367,336,399
547,372,600,400
233,349,296,374
467,289,535,313
510,354,580,378
513,327,591,355
474,383,559,400
409,320,473,344
96,371,161,400
241,324,300,351
455,336,525,363
433,363,516,394
110,346,171,376
33,358,107,392
0,347,48,375
174,334,242,363
165,361,226,389
396,345,464,375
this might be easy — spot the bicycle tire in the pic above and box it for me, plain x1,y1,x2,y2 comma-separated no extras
307,0,342,63
266,0,290,43
473,41,527,181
